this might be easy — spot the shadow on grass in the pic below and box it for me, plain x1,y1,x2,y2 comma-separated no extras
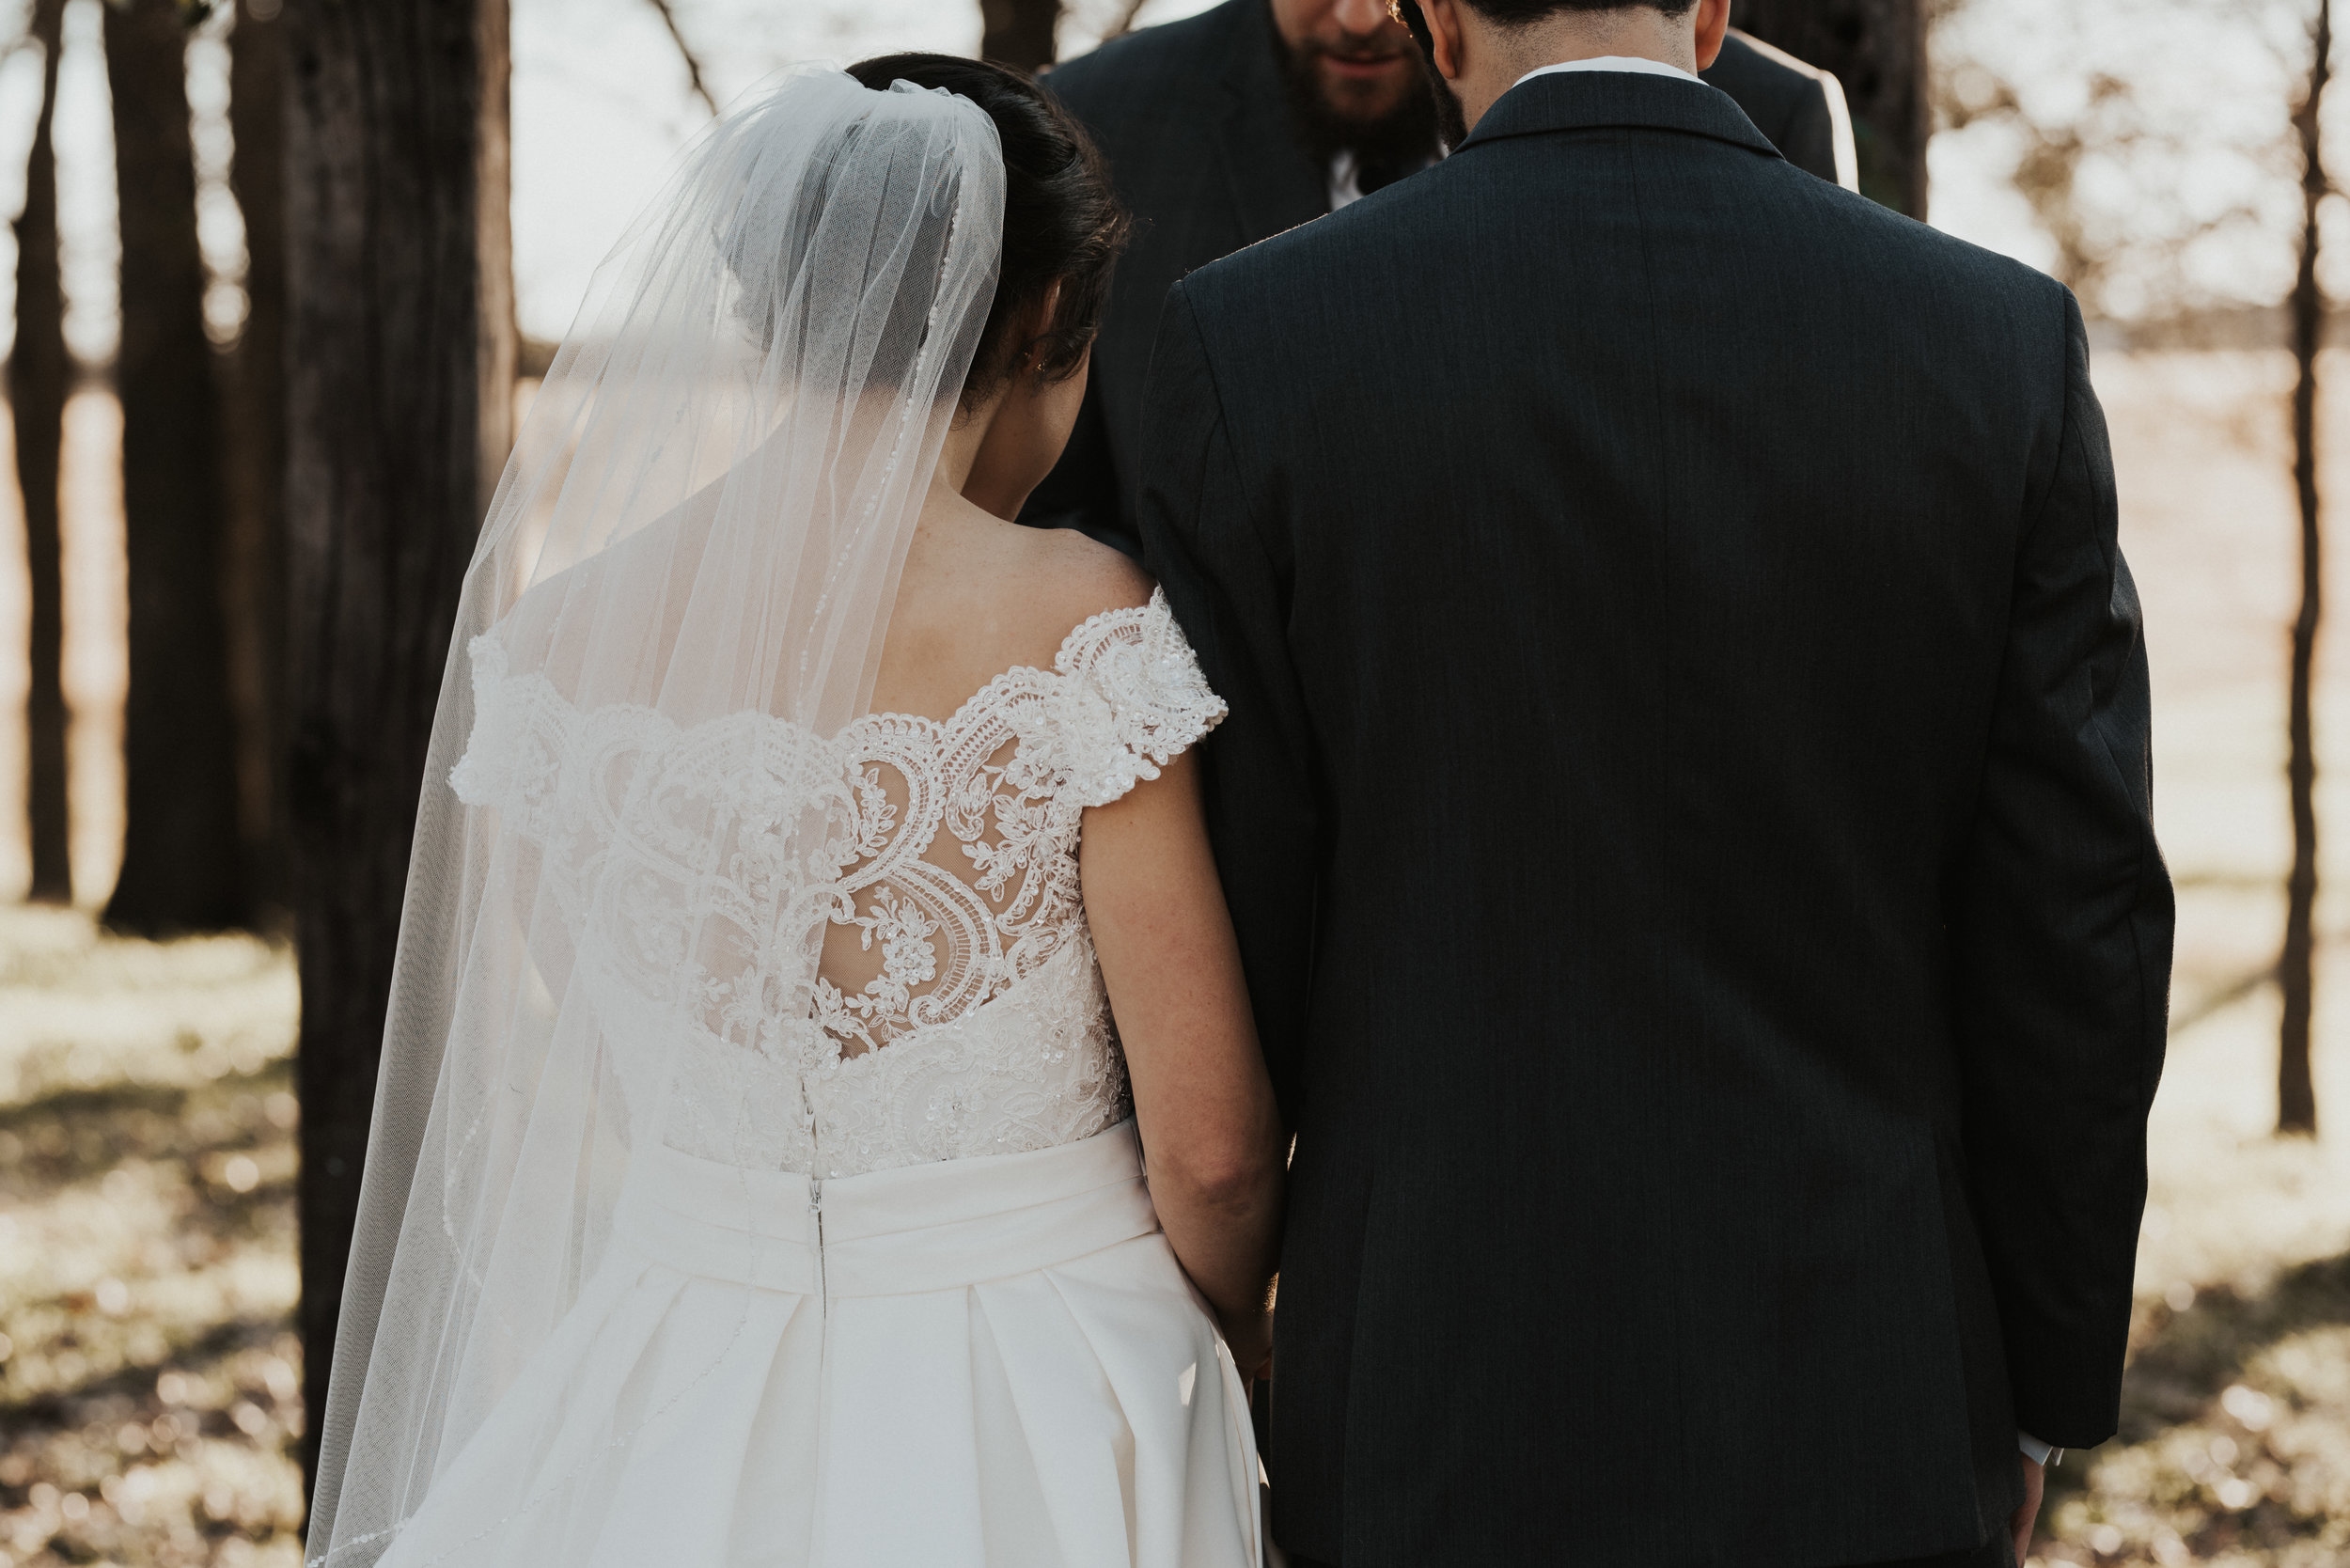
0,1311,290,1430
2033,1248,2350,1563
0,1063,293,1195
2116,1249,2350,1442
0,1060,306,1564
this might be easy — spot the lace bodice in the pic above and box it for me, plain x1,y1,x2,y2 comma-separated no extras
449,588,1225,1178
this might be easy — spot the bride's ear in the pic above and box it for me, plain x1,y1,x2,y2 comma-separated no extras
1024,281,1067,380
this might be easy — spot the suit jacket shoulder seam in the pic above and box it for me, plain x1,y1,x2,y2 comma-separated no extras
2015,284,2083,550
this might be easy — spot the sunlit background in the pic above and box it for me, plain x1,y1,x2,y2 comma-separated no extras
4,1,2350,1564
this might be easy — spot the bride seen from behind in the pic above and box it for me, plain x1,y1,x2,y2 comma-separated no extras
875,252,1290,1388
305,55,1282,1568
855,54,1287,1391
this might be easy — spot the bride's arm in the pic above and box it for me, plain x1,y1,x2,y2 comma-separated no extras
1082,749,1285,1377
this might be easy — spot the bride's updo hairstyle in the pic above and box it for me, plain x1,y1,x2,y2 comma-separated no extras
847,54,1127,410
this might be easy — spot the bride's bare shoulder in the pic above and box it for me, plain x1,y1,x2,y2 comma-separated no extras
879,513,1155,715
1009,522,1156,643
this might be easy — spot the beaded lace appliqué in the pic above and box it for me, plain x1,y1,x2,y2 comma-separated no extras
449,589,1226,1178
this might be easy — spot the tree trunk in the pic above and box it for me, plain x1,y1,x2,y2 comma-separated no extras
2281,0,2329,1138
1733,0,1928,216
15,0,69,904
477,0,516,516
285,0,513,1486
102,0,249,933
223,0,290,919
980,0,1061,73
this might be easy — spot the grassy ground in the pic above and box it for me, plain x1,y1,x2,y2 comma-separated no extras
0,906,301,1568
2028,974,2350,1567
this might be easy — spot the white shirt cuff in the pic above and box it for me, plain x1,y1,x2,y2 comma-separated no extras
2018,1431,2057,1466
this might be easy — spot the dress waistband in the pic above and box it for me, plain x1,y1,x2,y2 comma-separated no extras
608,1120,1158,1297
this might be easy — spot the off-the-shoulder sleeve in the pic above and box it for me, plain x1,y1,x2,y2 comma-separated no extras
1050,588,1230,808
447,635,572,838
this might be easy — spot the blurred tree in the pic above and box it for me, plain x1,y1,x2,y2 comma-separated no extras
643,0,717,114
982,0,1061,72
102,0,249,933
1935,69,2121,305
2280,0,2328,1137
1736,0,1927,215
15,0,68,904
1930,3,2270,329
284,0,513,1486
221,0,289,918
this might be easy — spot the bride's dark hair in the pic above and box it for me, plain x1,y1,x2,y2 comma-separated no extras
848,54,1127,406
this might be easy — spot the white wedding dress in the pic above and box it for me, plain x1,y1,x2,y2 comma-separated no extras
370,588,1265,1568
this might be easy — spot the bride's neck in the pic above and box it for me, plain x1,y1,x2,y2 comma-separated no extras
936,390,1003,496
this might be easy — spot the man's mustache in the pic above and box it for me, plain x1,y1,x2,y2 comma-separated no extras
1299,37,1413,66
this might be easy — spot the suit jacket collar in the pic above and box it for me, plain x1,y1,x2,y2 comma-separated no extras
1457,69,1782,164
1214,0,1330,240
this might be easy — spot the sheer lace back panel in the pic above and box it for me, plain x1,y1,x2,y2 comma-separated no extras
450,588,1225,1178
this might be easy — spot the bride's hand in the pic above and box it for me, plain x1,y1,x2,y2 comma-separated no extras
1222,1308,1275,1385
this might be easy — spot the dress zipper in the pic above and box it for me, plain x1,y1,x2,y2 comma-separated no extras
799,1067,827,1330
809,1175,827,1325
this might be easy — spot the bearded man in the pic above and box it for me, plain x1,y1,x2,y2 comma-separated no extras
1023,0,1858,555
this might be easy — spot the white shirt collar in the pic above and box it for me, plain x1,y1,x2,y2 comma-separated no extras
1331,57,1685,210
1512,55,1705,90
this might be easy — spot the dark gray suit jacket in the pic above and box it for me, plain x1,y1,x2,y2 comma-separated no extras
1138,72,2170,1568
1024,0,1324,554
1026,4,1857,556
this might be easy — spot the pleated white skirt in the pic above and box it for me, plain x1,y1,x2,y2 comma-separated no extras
375,1121,1265,1568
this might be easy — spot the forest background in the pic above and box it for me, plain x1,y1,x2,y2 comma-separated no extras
2,0,2348,1565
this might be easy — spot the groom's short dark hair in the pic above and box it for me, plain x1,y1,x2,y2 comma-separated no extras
1462,0,1697,21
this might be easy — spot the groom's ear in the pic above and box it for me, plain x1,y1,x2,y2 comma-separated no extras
1413,0,1465,80
1692,0,1733,71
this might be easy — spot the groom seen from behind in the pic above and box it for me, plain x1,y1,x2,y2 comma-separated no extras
1138,0,2173,1564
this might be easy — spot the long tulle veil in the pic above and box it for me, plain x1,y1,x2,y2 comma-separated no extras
303,66,1005,1568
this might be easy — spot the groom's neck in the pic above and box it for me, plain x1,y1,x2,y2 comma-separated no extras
1421,0,1727,136
1429,0,1704,134
1523,12,1692,72
1492,10,1698,80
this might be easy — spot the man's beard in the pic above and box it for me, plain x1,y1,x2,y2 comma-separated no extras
1277,34,1440,170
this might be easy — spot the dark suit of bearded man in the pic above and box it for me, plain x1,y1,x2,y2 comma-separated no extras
1023,0,1858,558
